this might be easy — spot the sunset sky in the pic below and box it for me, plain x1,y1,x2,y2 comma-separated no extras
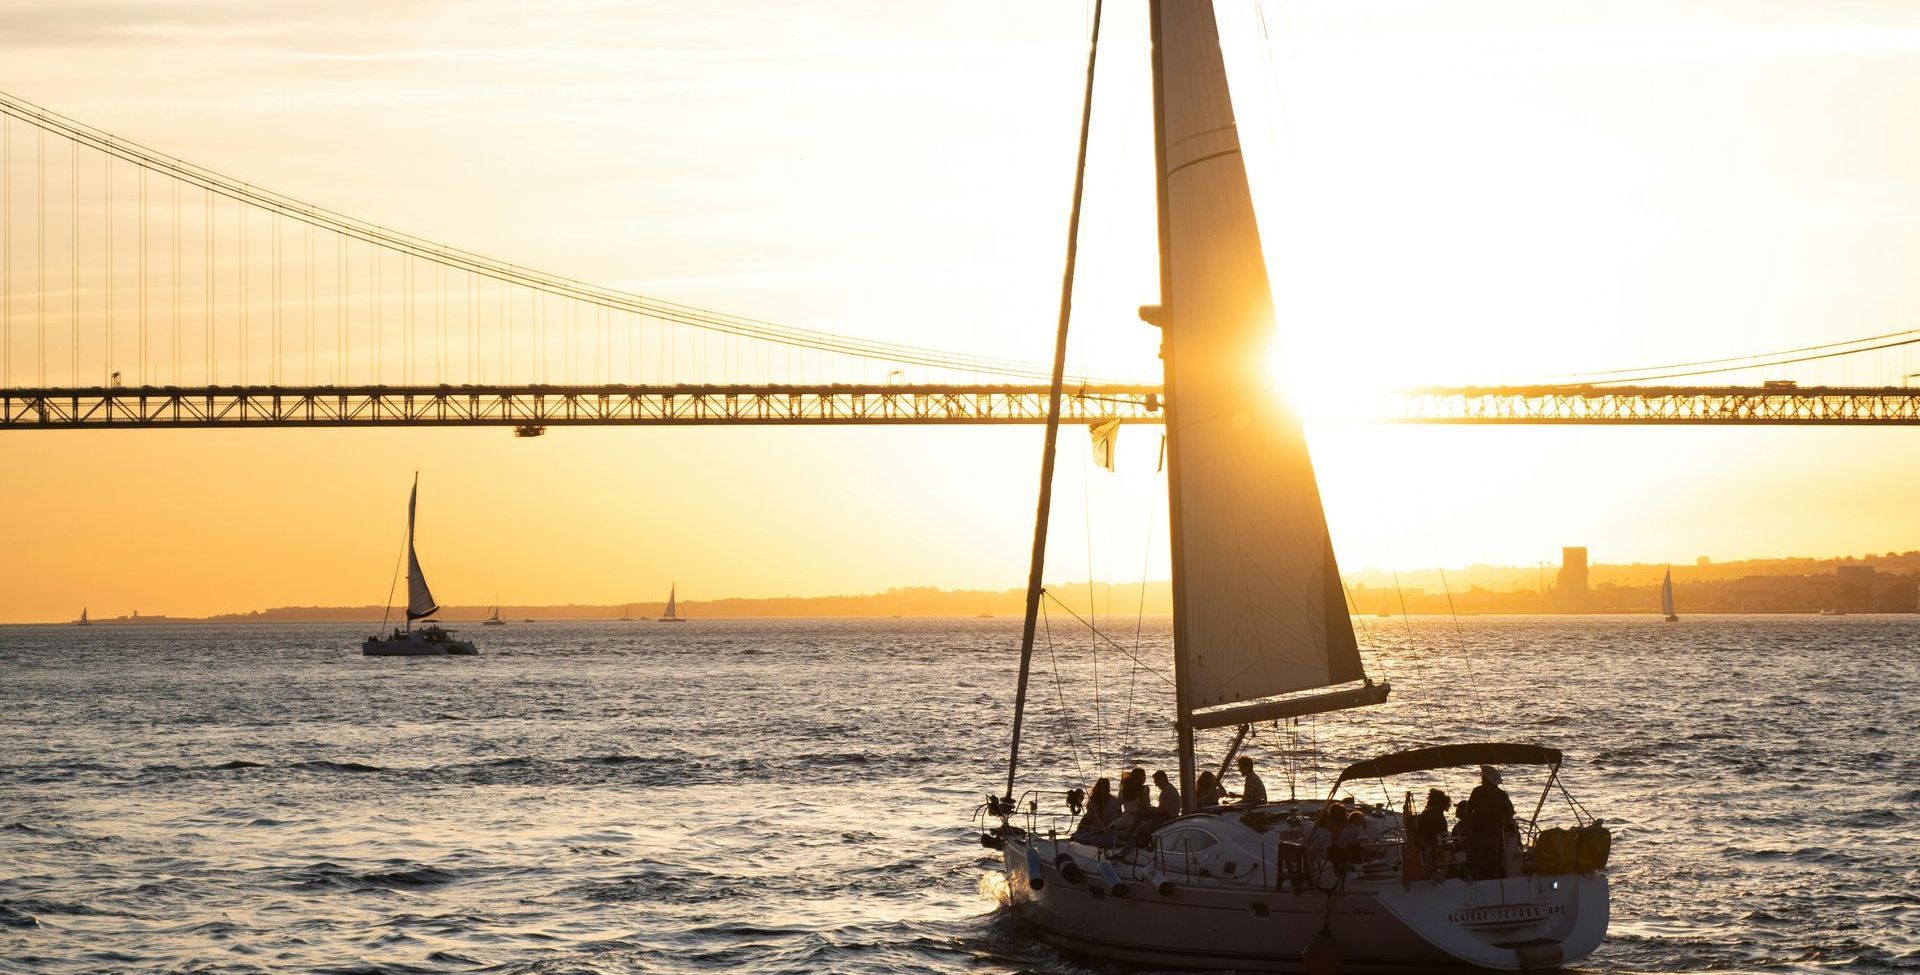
3,1,1920,621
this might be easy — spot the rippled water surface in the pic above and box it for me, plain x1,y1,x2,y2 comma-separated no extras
2,616,1917,974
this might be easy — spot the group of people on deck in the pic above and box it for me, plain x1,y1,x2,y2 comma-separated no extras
1071,756,1268,847
1412,765,1517,879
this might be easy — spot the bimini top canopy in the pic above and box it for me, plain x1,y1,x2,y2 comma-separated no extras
1332,742,1563,790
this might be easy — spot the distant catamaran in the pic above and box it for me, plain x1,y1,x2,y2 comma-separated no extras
361,475,477,656
1661,568,1678,622
658,583,686,623
483,596,506,626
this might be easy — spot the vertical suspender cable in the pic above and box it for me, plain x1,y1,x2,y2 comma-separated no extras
272,216,281,384
204,188,212,384
139,166,146,384
171,178,179,384
3,116,11,389
71,137,78,385
37,123,44,386
1004,0,1103,803
104,150,111,385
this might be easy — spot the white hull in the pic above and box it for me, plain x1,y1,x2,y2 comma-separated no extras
1000,836,1606,972
361,629,477,656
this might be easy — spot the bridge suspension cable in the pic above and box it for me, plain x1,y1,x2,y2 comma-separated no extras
0,88,1136,391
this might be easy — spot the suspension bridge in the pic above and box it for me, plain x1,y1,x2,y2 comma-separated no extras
3,89,1918,432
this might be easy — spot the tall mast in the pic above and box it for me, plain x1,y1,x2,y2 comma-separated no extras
1146,0,1198,812
1003,0,1104,803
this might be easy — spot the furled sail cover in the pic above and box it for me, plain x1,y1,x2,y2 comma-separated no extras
405,478,440,621
1155,0,1362,710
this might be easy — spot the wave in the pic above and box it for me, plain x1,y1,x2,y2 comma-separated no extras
287,759,385,774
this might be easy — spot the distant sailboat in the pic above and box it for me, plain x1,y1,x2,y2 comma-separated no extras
1661,568,1678,622
657,583,686,623
74,607,91,626
619,603,635,622
362,475,478,656
483,596,506,626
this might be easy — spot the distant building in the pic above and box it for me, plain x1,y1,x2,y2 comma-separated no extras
1697,556,1711,567
1556,547,1590,610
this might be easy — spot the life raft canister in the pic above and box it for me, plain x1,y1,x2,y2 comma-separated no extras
1574,823,1612,872
1533,827,1578,875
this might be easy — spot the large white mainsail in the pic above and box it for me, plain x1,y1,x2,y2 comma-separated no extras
663,584,678,619
404,475,440,622
1152,1,1373,740
1661,568,1676,618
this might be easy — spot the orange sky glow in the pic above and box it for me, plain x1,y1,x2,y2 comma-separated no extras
3,2,1920,621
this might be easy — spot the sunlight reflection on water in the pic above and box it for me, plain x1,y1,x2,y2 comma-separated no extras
0,616,1915,974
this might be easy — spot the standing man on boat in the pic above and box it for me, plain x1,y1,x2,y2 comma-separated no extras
1465,766,1515,879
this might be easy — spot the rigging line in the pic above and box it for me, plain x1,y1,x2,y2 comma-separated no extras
1081,435,1104,769
1123,450,1161,754
1537,326,1920,383
1040,599,1089,783
1003,0,1104,805
1042,588,1175,689
1433,564,1487,727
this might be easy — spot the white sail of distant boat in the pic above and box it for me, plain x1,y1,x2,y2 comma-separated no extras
75,606,90,626
657,583,686,622
981,3,1609,970
362,474,477,656
483,594,505,626
1661,568,1678,621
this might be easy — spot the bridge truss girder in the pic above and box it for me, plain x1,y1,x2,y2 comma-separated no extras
0,384,1163,430
1393,385,1920,425
7,383,1920,429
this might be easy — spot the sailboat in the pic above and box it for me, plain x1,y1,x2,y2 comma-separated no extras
483,596,506,626
982,4,1609,970
619,603,635,622
74,607,91,626
362,475,478,656
657,583,686,623
1661,569,1678,622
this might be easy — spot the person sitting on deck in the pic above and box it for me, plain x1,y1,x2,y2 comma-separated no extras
1072,777,1119,844
1152,770,1181,819
1111,768,1149,835
1236,755,1268,807
1464,766,1515,880
1415,788,1452,857
1194,770,1224,809
1334,810,1367,864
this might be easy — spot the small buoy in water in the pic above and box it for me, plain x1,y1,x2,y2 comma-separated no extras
1025,846,1045,890
1302,923,1341,975
1098,861,1128,898
1150,870,1175,897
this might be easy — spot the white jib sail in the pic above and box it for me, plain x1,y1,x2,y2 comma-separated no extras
664,584,678,618
1156,0,1364,712
1661,569,1675,616
405,476,440,621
